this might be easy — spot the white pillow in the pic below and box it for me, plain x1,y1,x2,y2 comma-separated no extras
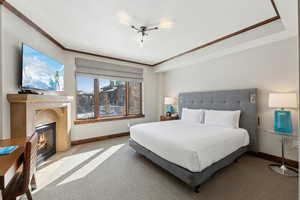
181,108,204,123
204,110,241,128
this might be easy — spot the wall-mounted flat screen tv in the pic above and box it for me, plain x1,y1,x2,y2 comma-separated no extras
21,44,64,91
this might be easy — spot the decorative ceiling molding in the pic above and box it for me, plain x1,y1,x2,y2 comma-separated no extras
1,1,65,49
0,0,153,67
270,0,280,17
0,0,280,67
155,16,280,66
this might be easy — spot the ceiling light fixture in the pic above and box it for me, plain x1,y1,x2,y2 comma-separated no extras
118,12,173,45
131,25,159,44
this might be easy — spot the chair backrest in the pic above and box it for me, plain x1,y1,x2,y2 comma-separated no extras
23,132,38,191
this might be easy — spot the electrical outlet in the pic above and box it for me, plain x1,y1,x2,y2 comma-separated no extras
250,94,256,104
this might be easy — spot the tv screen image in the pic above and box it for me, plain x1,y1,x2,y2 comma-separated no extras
22,44,64,91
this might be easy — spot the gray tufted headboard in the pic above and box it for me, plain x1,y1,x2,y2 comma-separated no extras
178,89,258,152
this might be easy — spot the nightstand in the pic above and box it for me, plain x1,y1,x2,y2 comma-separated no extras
160,115,179,121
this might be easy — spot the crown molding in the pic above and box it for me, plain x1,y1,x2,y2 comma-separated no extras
1,0,153,67
2,1,65,49
1,0,280,67
270,0,280,18
153,0,280,66
153,16,280,66
62,47,153,66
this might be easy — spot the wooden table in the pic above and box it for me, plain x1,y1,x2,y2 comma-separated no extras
0,137,27,190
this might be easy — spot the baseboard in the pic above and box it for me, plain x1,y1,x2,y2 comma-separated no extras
71,132,130,145
248,152,298,169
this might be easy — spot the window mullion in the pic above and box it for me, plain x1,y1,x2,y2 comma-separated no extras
140,82,143,115
125,82,129,116
94,79,100,118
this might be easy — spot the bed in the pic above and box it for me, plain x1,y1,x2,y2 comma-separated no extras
129,89,258,192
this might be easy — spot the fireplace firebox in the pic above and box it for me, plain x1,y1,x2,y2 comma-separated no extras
35,122,56,164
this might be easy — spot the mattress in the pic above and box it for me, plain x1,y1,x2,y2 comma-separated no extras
130,120,249,172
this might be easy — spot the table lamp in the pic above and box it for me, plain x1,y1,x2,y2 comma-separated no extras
268,93,298,176
269,93,297,134
164,97,176,117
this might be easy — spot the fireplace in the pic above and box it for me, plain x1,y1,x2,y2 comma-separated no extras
36,122,56,164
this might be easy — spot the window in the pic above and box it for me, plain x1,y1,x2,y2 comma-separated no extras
76,76,143,122
99,79,126,117
128,81,142,115
76,76,95,119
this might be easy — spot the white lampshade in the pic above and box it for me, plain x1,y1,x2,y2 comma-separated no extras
269,93,298,108
164,97,176,105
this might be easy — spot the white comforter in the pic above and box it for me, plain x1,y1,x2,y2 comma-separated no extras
130,120,249,172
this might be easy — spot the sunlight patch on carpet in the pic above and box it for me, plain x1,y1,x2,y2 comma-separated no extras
34,148,104,192
57,143,125,186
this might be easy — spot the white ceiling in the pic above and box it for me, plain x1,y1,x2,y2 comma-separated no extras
154,0,298,72
8,0,277,65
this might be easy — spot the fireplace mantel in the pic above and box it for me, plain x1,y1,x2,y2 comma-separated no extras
7,94,73,103
7,94,73,152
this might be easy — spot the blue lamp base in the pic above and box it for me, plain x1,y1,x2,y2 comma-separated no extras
274,110,292,134
166,105,174,117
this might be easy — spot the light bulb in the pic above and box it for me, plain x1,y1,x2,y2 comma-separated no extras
136,34,149,47
159,20,173,29
118,11,130,26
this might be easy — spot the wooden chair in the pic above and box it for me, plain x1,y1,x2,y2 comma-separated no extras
1,133,38,200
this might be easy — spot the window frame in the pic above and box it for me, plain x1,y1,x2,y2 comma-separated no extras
75,76,144,125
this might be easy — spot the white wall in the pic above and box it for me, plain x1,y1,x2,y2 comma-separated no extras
1,7,66,139
161,36,299,160
0,6,159,140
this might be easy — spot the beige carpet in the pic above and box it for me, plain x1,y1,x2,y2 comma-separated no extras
32,136,298,200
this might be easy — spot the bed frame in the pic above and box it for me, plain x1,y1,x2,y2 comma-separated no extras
129,89,258,192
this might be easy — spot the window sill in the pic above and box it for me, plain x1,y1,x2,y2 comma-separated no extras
74,114,145,125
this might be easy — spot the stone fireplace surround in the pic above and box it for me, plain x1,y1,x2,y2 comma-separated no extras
7,94,73,152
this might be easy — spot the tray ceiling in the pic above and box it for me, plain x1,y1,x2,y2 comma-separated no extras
6,0,278,65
